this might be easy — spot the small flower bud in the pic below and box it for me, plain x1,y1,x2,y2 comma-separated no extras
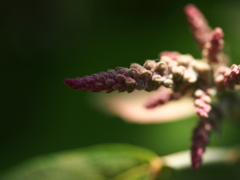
127,68,140,79
136,79,147,90
83,76,93,83
130,63,145,72
172,66,186,79
139,70,152,79
116,67,128,75
215,74,224,83
191,60,211,72
152,74,162,83
163,79,173,88
115,74,126,83
143,60,156,72
125,77,136,86
91,73,106,82
107,69,117,78
206,88,216,96
152,74,167,84
202,95,211,104
184,68,198,83
160,56,172,63
177,55,192,66
105,79,115,87
155,61,167,73
125,77,136,92
168,74,173,79
194,89,204,97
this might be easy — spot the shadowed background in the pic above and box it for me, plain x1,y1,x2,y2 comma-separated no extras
1,0,240,179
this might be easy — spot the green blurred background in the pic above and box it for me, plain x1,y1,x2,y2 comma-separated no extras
1,0,240,179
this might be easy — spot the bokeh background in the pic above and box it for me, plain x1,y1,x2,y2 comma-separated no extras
1,0,240,179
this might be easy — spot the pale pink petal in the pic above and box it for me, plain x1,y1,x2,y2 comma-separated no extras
97,91,195,124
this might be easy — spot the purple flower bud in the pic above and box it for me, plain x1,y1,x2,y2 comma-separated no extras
127,68,140,79
105,79,115,87
115,74,126,83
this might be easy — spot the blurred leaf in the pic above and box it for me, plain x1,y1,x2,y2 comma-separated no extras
0,144,163,180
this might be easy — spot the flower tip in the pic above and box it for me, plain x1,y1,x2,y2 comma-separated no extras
64,78,74,87
184,4,197,14
213,27,224,39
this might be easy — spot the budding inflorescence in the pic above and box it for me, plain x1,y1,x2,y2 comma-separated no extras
191,106,222,169
64,53,209,94
64,4,240,169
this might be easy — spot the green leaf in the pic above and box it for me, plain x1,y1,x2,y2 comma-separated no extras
0,144,163,180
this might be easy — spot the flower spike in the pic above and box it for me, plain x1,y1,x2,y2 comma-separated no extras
191,106,223,169
184,4,211,47
64,4,240,170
